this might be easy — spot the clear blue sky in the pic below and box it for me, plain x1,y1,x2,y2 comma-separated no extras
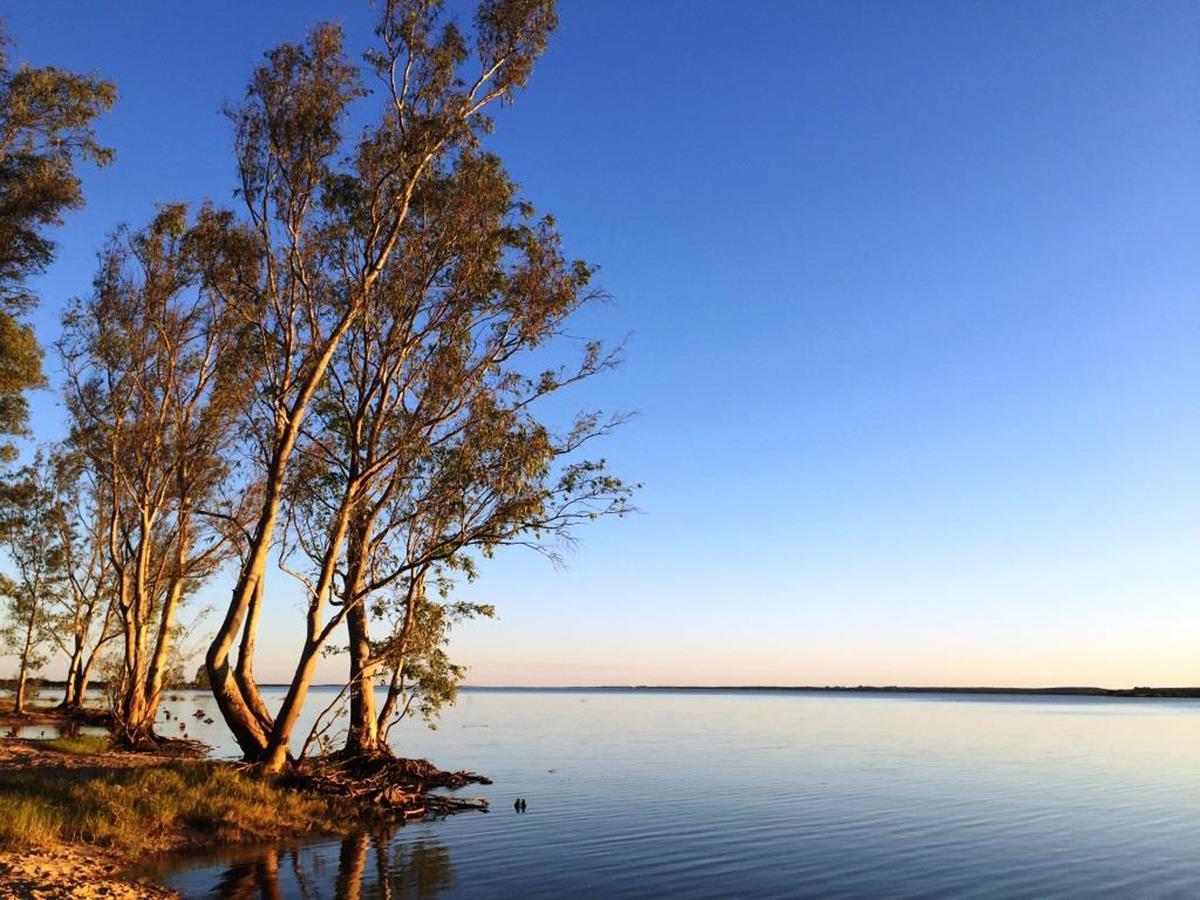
7,1,1199,686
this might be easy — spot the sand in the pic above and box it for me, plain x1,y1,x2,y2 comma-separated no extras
0,847,178,899
0,740,184,898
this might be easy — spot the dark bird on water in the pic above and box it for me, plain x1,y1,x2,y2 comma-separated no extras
519,799,527,812
514,798,521,811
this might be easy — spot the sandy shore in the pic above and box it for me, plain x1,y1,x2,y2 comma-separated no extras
0,846,177,899
0,739,183,898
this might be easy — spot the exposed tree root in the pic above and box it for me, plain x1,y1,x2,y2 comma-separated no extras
291,749,492,818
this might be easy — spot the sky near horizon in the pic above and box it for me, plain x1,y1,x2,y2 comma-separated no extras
3,0,1198,688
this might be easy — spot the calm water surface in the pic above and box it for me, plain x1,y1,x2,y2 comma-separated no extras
143,689,1200,898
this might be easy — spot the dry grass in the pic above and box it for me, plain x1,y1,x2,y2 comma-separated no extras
0,796,60,846
0,760,351,857
41,734,112,755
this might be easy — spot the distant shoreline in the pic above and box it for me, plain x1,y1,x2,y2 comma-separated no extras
452,684,1200,698
13,681,1200,699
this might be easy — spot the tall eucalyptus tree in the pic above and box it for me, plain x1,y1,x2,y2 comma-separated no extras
200,0,568,771
61,206,247,744
280,150,633,756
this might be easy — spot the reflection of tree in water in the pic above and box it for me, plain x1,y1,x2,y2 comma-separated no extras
210,846,284,899
372,829,454,899
205,826,453,899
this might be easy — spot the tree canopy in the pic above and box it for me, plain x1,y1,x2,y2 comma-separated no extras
0,26,114,457
0,0,633,773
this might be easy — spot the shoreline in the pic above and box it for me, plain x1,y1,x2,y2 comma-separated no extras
0,739,349,898
0,734,488,898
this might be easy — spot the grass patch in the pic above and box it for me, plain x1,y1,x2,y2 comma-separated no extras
0,761,353,856
41,734,111,755
0,796,61,846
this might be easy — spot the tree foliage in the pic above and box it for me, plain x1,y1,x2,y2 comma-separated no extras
1,0,634,769
60,206,247,744
199,0,604,772
0,450,67,712
44,445,119,708
0,27,114,456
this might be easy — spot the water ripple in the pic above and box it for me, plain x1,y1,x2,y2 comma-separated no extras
145,690,1200,898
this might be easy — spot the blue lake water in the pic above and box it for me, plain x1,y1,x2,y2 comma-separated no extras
143,688,1200,898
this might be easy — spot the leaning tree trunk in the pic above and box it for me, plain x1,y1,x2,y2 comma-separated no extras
207,476,285,762
207,399,332,763
235,578,277,735
263,642,324,772
260,476,357,772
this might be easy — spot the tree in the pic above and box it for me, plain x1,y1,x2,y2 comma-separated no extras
46,446,119,709
0,26,114,459
60,205,247,745
202,0,566,772
0,450,67,713
263,136,631,760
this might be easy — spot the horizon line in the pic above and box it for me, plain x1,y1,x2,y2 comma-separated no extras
306,683,1200,697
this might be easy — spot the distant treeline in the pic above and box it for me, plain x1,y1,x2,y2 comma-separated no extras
0,676,205,692
9,680,1195,699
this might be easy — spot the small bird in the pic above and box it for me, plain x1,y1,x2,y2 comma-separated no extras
514,798,522,812
519,799,527,812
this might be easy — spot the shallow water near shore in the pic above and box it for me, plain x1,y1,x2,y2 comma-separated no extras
141,688,1200,898
5,722,108,740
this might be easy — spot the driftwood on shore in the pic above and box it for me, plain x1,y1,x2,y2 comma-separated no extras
292,752,492,819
